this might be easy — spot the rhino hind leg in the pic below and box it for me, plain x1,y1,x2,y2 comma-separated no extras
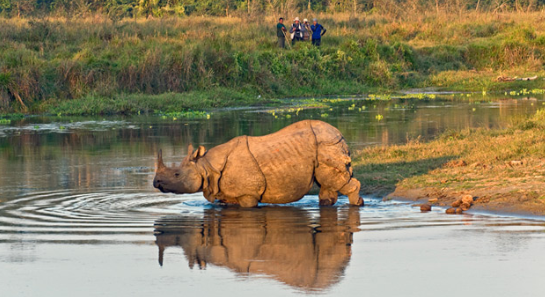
314,145,353,206
237,195,259,208
340,178,364,206
318,188,338,206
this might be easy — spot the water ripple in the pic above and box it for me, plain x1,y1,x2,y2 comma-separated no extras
1,190,543,245
0,189,192,243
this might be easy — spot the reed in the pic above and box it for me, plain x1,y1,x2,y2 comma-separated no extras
1,11,545,113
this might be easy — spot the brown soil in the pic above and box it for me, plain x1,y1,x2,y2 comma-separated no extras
388,181,545,216
353,114,545,217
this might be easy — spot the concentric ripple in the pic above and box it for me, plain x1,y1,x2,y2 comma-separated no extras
1,190,544,246
0,189,196,244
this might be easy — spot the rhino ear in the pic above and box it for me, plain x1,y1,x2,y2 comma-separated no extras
187,144,206,162
191,146,207,161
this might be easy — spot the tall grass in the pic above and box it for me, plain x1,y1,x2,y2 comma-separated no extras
1,11,545,113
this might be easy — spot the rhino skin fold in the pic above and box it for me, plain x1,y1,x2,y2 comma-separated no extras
153,120,364,207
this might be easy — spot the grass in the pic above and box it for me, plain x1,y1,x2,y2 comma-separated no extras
0,112,24,121
43,88,274,115
352,109,545,214
1,11,545,114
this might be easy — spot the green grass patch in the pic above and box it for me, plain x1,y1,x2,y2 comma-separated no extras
42,88,268,116
1,12,545,114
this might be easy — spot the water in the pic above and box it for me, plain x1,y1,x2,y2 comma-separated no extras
1,95,544,296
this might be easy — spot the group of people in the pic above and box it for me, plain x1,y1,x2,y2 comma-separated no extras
276,17,327,48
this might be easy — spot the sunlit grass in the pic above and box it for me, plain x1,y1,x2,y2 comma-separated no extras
1,11,545,114
353,109,545,197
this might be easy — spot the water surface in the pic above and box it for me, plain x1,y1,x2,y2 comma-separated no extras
1,95,544,296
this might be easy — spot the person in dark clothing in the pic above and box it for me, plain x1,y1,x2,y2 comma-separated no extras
302,18,311,41
276,17,287,48
289,17,304,46
311,18,327,46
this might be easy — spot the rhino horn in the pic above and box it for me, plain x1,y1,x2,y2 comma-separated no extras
157,149,166,169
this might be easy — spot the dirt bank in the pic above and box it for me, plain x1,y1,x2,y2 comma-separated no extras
388,184,545,216
353,110,545,216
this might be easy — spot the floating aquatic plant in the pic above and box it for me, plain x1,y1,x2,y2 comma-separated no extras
158,110,210,119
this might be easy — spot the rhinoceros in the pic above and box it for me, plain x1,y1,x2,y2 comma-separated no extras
153,120,363,207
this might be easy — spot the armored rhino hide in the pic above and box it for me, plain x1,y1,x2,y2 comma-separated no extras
153,120,363,207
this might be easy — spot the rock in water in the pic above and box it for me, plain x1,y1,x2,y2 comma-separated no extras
446,208,457,214
420,204,432,212
451,200,462,207
460,203,471,211
461,195,474,205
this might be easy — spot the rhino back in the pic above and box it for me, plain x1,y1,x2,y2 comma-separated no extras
248,120,317,203
309,120,345,145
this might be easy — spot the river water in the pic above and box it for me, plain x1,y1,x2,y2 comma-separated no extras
1,95,544,296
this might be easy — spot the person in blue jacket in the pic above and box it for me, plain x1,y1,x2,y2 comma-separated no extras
310,18,327,46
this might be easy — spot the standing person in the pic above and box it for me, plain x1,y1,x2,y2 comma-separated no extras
311,18,327,46
276,17,287,48
289,17,304,46
302,19,311,41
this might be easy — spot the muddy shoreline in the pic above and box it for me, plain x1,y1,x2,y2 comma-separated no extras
386,187,545,217
354,109,545,218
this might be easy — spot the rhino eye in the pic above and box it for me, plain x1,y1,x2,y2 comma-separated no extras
175,173,180,177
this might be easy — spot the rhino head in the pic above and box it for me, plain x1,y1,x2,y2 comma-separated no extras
153,144,206,194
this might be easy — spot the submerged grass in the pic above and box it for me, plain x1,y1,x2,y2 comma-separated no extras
1,11,545,114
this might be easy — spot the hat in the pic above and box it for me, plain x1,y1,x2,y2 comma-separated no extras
294,17,300,21
313,18,317,22
303,18,308,22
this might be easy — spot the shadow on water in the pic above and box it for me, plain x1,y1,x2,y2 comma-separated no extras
355,156,457,196
154,206,361,292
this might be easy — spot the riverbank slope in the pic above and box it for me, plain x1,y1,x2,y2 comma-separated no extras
353,109,545,216
2,11,545,114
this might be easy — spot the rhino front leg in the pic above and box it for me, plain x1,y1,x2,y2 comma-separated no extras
237,195,260,208
340,178,364,206
319,188,338,206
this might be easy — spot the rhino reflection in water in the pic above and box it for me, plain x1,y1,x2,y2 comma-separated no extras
154,207,361,291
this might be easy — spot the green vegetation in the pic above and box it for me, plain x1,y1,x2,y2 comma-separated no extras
1,1,544,18
45,89,269,115
0,113,23,123
353,109,545,214
2,2,545,114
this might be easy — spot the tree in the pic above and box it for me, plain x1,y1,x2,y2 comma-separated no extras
137,0,159,17
15,0,35,17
